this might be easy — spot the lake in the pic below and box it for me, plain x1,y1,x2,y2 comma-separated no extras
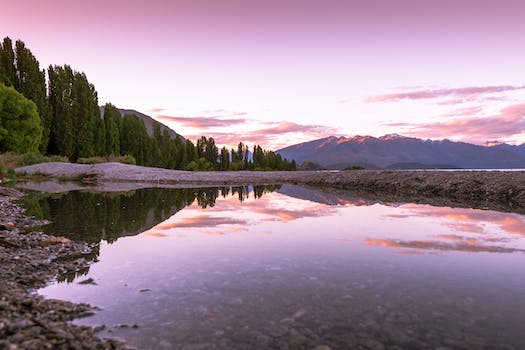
25,185,525,349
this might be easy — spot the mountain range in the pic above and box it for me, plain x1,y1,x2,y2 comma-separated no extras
276,134,525,169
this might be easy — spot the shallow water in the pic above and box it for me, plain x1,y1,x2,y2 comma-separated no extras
30,185,525,349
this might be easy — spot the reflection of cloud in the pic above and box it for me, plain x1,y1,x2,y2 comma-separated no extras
387,205,525,236
155,115,248,128
250,204,335,223
365,85,525,103
383,102,525,143
154,216,248,230
365,238,525,254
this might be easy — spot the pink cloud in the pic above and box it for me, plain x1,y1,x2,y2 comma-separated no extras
155,115,248,128
365,85,525,103
441,106,484,118
185,121,337,149
384,102,525,143
146,108,166,113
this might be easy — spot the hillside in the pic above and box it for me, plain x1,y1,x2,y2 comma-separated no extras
100,107,184,140
276,134,525,169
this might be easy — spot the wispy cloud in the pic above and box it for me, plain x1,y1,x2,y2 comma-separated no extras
185,121,337,149
365,85,525,103
441,106,484,118
155,115,248,128
146,108,166,113
384,102,525,143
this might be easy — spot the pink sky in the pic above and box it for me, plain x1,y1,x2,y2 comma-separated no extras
2,0,525,149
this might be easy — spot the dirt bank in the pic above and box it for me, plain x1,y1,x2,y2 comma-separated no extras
16,162,525,213
0,187,127,349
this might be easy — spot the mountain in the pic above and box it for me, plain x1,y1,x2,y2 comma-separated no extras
100,107,184,140
276,134,525,169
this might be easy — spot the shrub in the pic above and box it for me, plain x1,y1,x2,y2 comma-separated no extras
77,154,136,165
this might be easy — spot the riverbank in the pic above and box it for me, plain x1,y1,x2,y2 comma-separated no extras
0,187,127,349
16,162,525,214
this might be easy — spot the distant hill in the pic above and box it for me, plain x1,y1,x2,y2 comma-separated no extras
100,107,184,141
276,134,525,169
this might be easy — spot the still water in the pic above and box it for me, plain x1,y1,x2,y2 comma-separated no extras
26,185,525,349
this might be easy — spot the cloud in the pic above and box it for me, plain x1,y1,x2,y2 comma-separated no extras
185,121,337,149
146,108,166,113
441,106,484,118
155,115,248,128
198,108,248,116
253,121,336,135
365,85,525,103
384,102,525,143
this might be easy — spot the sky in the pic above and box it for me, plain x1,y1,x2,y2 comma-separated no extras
2,0,525,149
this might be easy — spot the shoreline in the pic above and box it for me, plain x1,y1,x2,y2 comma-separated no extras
16,162,525,214
0,187,127,349
3,163,525,348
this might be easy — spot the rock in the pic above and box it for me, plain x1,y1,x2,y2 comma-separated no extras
38,236,71,247
357,338,385,350
78,278,97,285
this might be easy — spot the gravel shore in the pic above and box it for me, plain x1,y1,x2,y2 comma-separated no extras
16,162,525,213
0,187,127,350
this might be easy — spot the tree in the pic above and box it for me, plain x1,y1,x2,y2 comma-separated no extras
103,103,121,155
13,40,51,153
47,65,100,160
219,147,230,170
0,37,16,87
0,83,42,153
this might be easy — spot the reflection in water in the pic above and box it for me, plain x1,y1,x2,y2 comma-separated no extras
34,185,525,349
23,185,281,244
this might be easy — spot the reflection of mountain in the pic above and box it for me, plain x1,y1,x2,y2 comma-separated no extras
23,185,280,244
277,185,389,206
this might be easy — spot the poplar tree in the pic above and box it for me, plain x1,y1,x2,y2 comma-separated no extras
13,40,51,153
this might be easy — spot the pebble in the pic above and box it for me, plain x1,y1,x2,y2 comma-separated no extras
0,188,130,349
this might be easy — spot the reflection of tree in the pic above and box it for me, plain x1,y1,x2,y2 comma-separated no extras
23,185,281,245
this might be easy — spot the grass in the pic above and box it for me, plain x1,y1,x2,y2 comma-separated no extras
0,152,69,182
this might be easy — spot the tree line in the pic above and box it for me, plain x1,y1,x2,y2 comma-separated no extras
0,37,296,171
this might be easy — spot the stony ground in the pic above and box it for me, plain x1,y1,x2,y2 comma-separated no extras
16,162,525,214
0,187,128,350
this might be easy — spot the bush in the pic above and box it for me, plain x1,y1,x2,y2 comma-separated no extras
77,154,136,165
0,152,68,170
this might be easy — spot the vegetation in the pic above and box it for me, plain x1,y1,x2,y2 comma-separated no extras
0,83,42,153
0,37,296,171
0,152,68,180
344,165,365,170
77,155,136,165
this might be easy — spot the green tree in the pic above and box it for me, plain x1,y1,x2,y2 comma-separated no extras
219,146,230,170
48,65,100,160
13,40,51,153
103,103,121,155
0,37,16,86
0,83,42,153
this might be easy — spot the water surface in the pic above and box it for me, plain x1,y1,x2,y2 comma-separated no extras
30,185,525,349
